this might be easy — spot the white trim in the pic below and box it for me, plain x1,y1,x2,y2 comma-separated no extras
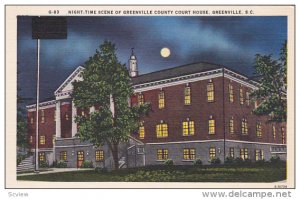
37,148,53,152
26,100,56,111
56,137,80,141
146,139,286,146
134,73,223,92
270,152,287,154
55,144,93,148
224,74,257,90
54,66,84,95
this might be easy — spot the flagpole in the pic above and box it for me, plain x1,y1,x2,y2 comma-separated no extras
35,38,40,172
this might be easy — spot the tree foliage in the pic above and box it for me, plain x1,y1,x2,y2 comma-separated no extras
251,41,287,123
72,41,150,169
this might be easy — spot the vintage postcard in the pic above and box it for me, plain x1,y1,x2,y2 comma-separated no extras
5,5,295,189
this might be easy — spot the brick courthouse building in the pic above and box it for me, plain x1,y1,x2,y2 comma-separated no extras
26,52,287,169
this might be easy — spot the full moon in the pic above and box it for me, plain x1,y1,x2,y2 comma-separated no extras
160,47,171,58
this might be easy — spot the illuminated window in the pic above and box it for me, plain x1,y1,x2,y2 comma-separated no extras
209,147,216,159
29,136,33,143
255,149,264,161
239,86,244,105
182,120,195,136
208,116,215,135
30,117,34,124
138,93,144,105
229,147,234,158
95,150,104,161
41,110,45,123
246,92,250,106
52,135,56,145
81,111,85,116
228,84,234,102
157,149,168,160
183,148,196,160
158,91,165,109
272,125,276,140
60,151,67,161
229,118,234,134
156,122,168,138
240,148,249,160
241,118,248,135
65,114,69,120
207,82,214,102
39,152,45,162
40,135,46,145
184,86,191,105
256,122,262,137
139,122,145,139
281,127,285,144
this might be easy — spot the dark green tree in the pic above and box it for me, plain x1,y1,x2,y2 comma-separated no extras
17,70,28,149
251,41,287,123
72,41,150,170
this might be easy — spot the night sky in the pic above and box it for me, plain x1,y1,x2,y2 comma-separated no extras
17,16,287,104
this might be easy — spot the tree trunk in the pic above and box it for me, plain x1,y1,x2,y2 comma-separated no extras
111,143,119,170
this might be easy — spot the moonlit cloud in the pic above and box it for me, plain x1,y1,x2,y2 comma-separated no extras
17,16,287,103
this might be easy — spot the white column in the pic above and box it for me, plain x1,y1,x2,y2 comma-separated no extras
89,106,95,113
110,94,115,117
71,100,77,137
55,100,61,138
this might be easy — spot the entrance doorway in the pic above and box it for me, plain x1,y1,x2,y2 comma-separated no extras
77,151,84,168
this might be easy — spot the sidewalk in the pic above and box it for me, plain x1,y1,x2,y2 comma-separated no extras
17,168,94,176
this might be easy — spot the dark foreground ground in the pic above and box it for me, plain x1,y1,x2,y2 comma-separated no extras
17,164,286,182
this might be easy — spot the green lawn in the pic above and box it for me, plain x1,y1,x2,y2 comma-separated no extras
17,165,286,182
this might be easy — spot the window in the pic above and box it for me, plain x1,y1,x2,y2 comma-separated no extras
65,113,69,120
157,149,168,160
30,117,34,124
281,127,285,144
158,91,165,109
183,148,196,160
41,110,45,123
229,118,234,134
228,84,234,102
208,117,215,135
29,136,33,143
272,125,276,140
81,111,85,116
246,92,250,106
229,148,234,158
209,147,216,159
52,135,56,145
256,122,262,137
156,122,168,138
40,135,46,145
239,86,244,105
240,148,249,160
39,152,45,162
182,120,195,136
60,151,67,161
139,122,145,139
207,82,214,102
255,149,264,161
241,118,248,135
95,150,104,161
138,93,144,105
184,86,191,105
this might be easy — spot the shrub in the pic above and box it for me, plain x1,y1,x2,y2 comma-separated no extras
95,167,108,173
224,157,235,165
270,156,281,164
193,158,202,166
255,159,266,166
210,157,221,165
233,157,244,165
55,160,67,168
164,159,174,166
81,160,94,168
39,160,49,168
